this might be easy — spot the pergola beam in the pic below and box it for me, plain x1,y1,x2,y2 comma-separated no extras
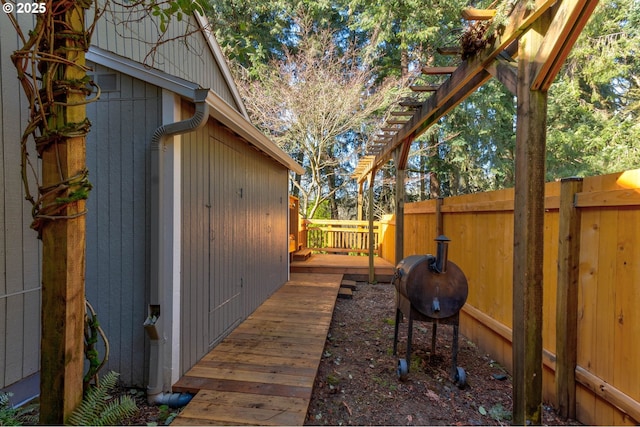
410,84,440,92
421,66,458,74
437,46,462,55
532,0,600,90
486,53,518,95
461,7,497,20
355,0,558,184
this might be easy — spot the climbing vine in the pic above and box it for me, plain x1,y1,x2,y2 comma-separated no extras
84,300,110,390
3,0,99,237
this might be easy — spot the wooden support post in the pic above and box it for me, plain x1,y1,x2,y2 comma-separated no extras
556,177,583,420
512,14,550,426
436,197,444,236
300,219,308,249
39,4,87,424
394,148,405,265
357,181,364,221
368,173,376,283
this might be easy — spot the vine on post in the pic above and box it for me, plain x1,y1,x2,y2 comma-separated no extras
4,0,100,236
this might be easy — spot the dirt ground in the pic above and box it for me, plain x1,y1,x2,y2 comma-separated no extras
303,282,580,426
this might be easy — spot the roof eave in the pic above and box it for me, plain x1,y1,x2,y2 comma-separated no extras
205,91,305,175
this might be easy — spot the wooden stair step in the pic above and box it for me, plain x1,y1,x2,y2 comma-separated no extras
292,248,313,261
337,287,353,299
340,279,357,290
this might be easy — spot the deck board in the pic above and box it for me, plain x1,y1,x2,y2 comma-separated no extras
171,273,343,426
290,254,395,281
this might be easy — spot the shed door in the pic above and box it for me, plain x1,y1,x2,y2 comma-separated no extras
208,137,244,347
181,128,247,374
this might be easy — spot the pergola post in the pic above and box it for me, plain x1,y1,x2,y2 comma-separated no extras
394,147,406,265
512,14,551,425
357,181,364,221
367,172,376,283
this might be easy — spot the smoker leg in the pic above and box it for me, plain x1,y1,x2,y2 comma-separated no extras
452,324,466,388
431,322,438,357
393,308,402,356
397,309,413,381
451,324,459,380
406,310,414,372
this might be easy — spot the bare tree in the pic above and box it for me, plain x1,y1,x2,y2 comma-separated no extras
235,25,402,219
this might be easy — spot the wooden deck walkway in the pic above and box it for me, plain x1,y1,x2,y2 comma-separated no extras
290,253,395,282
171,273,343,426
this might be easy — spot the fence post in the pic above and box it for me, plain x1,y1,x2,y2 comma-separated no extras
436,197,444,236
556,177,583,420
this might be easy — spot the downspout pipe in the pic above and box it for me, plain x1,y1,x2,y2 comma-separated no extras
145,88,209,406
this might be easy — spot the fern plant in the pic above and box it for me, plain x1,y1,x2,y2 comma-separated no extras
0,392,20,426
66,371,137,426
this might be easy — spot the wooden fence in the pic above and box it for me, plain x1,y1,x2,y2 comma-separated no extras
379,169,640,425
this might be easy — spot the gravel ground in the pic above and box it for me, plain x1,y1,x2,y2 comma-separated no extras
303,282,581,426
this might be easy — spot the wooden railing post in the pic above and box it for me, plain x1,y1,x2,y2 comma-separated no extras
300,219,308,249
556,177,583,420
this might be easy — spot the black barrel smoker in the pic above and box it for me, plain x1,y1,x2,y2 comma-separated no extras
392,236,468,387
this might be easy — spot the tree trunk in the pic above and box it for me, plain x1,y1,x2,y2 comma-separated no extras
419,138,427,200
292,151,304,198
327,168,339,219
401,48,409,78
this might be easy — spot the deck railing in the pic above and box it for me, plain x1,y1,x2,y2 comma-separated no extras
299,219,380,255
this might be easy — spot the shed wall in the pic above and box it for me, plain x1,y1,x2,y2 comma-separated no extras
0,14,42,390
84,63,161,387
180,109,289,373
91,4,238,111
